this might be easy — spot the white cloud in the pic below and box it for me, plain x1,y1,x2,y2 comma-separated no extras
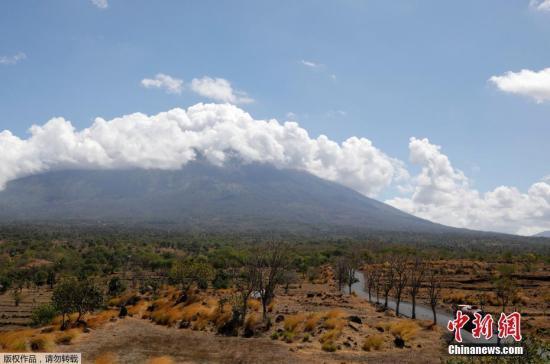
301,60,322,68
530,0,550,11
190,77,253,104
0,103,404,198
91,0,108,9
141,73,183,94
1,103,546,235
489,68,550,103
0,52,26,65
386,138,550,235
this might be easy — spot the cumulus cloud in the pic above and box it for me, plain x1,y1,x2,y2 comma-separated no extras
91,0,108,9
190,77,253,104
0,52,26,65
0,103,404,197
489,68,550,103
386,138,550,235
2,104,547,235
141,74,183,94
530,0,550,11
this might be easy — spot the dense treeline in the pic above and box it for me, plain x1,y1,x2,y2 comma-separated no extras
0,224,547,297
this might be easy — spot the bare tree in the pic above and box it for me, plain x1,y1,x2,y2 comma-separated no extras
364,266,375,302
334,257,347,292
393,255,408,316
408,256,426,319
373,269,382,304
255,241,289,321
382,256,396,309
426,265,442,325
345,256,361,294
229,263,260,327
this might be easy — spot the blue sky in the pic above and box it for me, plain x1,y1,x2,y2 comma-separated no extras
1,1,549,234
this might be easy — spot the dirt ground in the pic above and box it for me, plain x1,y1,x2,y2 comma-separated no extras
57,280,445,363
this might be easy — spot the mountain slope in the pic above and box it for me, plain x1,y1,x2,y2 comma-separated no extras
0,162,457,234
534,231,550,238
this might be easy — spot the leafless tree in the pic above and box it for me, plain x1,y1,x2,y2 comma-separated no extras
255,241,290,321
229,262,260,327
345,256,361,294
408,256,426,319
426,264,442,325
382,256,396,309
280,270,299,294
364,266,375,302
373,269,382,304
334,257,348,292
393,255,409,316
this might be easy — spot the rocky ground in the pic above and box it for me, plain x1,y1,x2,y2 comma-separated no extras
55,280,445,363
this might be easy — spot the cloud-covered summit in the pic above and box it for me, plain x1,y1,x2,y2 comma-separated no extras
0,103,404,198
0,103,548,235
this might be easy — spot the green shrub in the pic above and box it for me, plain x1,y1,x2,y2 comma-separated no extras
31,304,57,327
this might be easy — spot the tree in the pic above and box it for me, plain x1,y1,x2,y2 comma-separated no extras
229,261,260,328
170,258,215,294
52,279,77,329
280,270,299,294
408,256,425,319
46,270,56,290
364,266,375,302
254,242,289,321
393,255,408,316
52,278,103,328
344,256,360,295
73,280,103,323
494,264,517,313
108,277,126,297
381,257,396,309
334,257,348,292
372,269,382,304
494,276,516,313
426,265,442,325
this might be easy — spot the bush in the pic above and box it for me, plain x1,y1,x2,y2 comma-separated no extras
55,332,75,345
363,334,384,351
30,336,48,352
212,270,229,289
108,277,126,296
389,321,420,341
284,313,306,332
321,341,337,352
31,304,57,327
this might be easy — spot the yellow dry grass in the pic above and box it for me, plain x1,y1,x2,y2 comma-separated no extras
87,310,119,329
324,309,346,319
283,313,306,333
319,328,342,344
127,300,149,317
304,312,322,332
245,312,261,331
389,320,420,341
0,329,35,351
147,356,174,364
363,334,385,351
94,352,118,364
247,299,261,311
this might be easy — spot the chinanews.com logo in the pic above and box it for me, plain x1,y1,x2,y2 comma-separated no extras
447,306,524,356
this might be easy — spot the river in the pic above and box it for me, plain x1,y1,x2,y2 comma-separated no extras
349,271,502,344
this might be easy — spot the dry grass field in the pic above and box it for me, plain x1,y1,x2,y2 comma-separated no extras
0,287,52,330
0,274,444,363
